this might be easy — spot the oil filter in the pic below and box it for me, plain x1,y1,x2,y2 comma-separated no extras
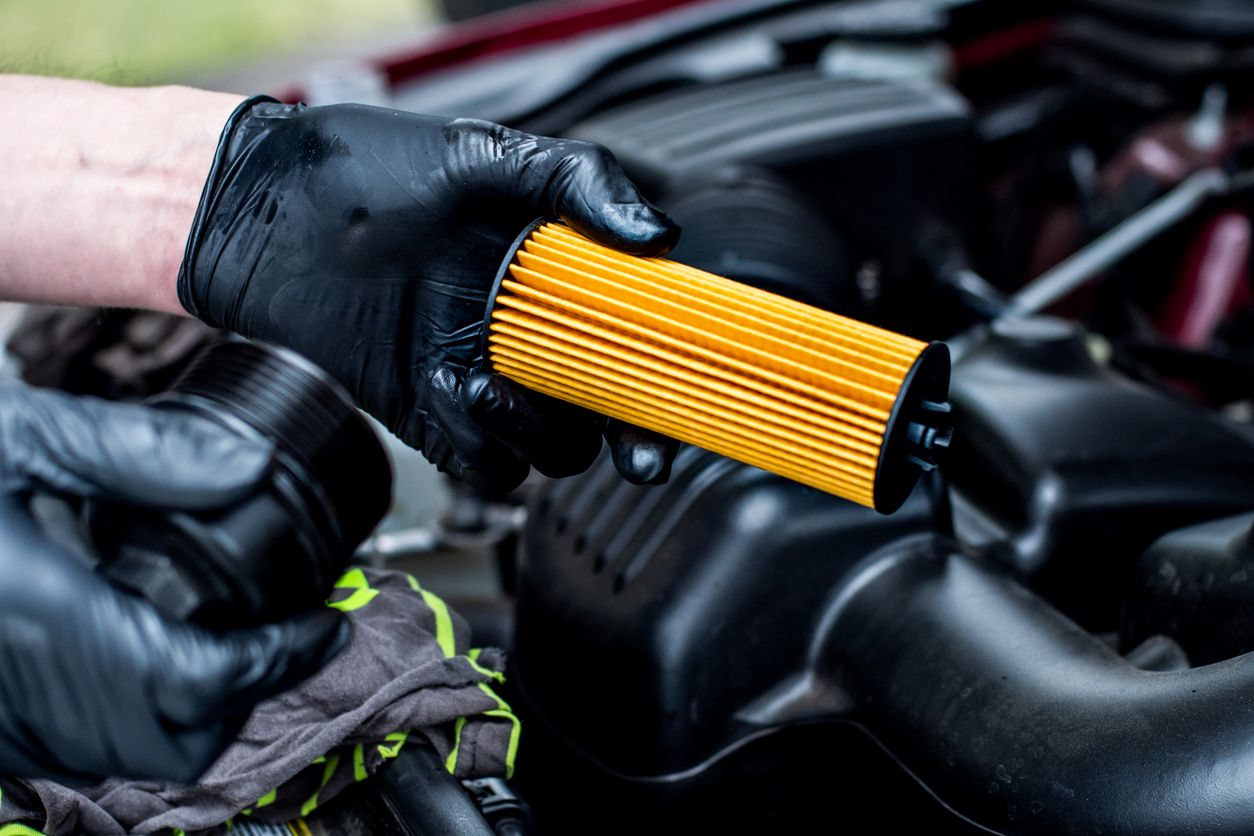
485,221,951,513
87,341,393,628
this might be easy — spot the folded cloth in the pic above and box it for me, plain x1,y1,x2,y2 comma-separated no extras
0,568,519,835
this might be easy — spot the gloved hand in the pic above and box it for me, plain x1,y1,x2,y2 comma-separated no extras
180,98,681,495
0,385,348,783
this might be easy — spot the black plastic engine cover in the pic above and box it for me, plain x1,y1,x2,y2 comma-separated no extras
513,446,934,778
948,316,1254,625
570,71,971,189
1124,512,1254,665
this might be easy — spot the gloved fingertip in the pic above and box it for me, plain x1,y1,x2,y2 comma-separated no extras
465,374,603,478
551,141,680,257
242,610,346,687
462,371,495,410
168,749,222,786
427,367,532,496
606,422,678,485
279,608,352,673
611,443,670,485
566,203,681,258
531,427,602,479
204,609,348,722
606,203,682,257
214,434,274,481
462,372,518,431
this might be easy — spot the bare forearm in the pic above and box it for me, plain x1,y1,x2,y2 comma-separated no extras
0,76,243,314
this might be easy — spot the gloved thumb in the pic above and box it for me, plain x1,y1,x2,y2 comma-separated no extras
0,384,274,508
153,608,349,728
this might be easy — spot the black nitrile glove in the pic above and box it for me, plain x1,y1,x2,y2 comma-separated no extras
180,98,681,495
0,385,348,783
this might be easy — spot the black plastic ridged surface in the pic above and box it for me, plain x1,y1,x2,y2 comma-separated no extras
516,444,936,778
538,446,743,594
162,341,392,552
570,70,970,182
662,169,854,310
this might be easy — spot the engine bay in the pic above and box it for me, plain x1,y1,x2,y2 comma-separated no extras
16,0,1254,832
475,1,1254,831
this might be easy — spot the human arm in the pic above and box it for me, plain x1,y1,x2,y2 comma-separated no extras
0,75,680,492
0,74,240,313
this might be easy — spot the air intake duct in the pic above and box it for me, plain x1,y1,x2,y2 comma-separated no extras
485,221,951,513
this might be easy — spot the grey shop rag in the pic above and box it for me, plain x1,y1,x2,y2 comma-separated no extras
0,567,519,835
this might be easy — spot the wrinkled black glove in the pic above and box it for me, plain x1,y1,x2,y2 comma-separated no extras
0,385,348,783
180,98,681,495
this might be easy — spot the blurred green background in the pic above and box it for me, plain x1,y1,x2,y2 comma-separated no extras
0,0,429,85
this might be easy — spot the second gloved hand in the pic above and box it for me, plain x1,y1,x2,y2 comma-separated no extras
0,385,347,783
180,99,681,495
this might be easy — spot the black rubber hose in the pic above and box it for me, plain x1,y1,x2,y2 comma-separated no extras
824,542,1254,835
376,745,495,836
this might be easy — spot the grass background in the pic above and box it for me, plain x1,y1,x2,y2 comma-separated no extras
0,0,426,84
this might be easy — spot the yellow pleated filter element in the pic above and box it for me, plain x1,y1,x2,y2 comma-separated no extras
485,221,952,513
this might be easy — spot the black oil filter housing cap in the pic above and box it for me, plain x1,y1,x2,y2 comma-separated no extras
87,341,393,629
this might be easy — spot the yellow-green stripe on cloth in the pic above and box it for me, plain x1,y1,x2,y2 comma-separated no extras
0,824,44,835
404,574,520,780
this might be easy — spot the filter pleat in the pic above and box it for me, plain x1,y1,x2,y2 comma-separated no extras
487,221,939,509
515,248,906,390
507,264,898,410
490,340,879,471
497,280,893,422
535,226,922,362
491,305,887,436
491,309,886,447
517,244,913,378
492,354,877,489
490,324,882,457
494,359,875,504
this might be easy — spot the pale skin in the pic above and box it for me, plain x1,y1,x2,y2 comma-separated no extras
0,75,243,315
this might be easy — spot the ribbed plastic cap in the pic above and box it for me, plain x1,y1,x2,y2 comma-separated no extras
157,340,393,552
